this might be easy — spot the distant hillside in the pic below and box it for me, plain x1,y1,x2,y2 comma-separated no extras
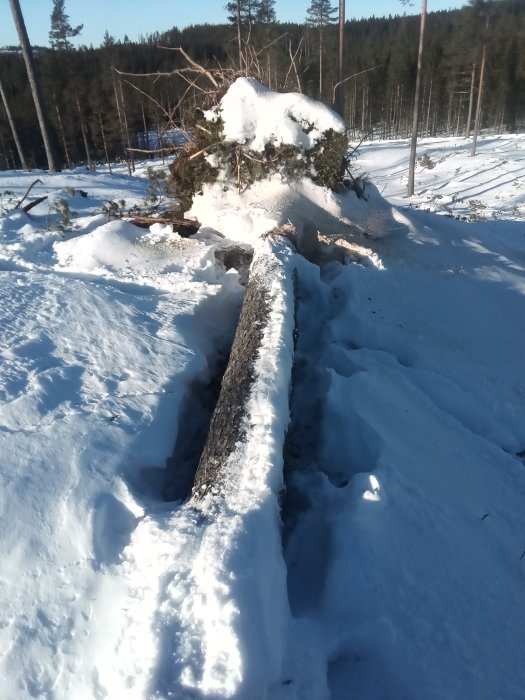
0,0,523,169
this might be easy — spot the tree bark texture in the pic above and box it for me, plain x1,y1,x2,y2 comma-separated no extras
192,235,296,500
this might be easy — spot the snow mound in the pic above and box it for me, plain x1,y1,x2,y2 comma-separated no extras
208,77,345,151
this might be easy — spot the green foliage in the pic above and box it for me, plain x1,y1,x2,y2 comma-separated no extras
167,110,349,215
306,0,338,28
49,0,83,50
49,197,77,232
256,0,277,23
0,1,524,170
418,153,436,169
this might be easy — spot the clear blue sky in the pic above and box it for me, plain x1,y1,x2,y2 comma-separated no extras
0,0,469,48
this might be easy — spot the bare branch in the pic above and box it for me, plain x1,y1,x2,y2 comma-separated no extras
15,178,42,208
332,66,382,103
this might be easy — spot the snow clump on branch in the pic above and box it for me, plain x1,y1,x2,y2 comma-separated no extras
205,77,346,151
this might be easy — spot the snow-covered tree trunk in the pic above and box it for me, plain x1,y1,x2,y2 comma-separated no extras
192,234,296,500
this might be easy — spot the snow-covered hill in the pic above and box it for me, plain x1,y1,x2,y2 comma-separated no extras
0,125,524,699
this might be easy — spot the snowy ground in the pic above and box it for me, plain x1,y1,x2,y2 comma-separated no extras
1,129,525,699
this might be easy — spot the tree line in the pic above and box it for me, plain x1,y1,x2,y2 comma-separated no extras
0,0,523,171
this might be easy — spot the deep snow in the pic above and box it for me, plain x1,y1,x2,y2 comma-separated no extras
0,124,524,699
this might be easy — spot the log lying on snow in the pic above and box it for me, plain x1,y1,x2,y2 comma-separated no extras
192,232,297,500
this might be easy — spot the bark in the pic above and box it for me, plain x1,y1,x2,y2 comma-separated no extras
0,76,29,170
54,96,71,170
471,46,486,157
335,0,345,118
407,0,427,198
192,236,296,500
8,0,58,171
99,111,112,174
465,63,476,138
76,97,93,169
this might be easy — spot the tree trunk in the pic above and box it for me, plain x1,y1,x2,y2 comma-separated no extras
99,111,112,174
0,76,29,170
319,27,324,100
236,2,243,73
471,45,486,156
77,97,93,169
54,95,71,170
192,235,296,500
335,0,345,118
112,70,131,175
465,62,475,138
407,0,427,198
8,0,58,171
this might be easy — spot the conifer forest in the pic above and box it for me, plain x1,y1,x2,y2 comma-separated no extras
0,0,523,170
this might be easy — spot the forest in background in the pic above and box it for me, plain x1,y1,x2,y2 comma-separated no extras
0,0,523,171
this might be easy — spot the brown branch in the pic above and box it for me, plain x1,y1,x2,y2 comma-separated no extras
157,46,220,88
127,146,185,155
22,194,47,213
15,178,42,208
124,215,200,236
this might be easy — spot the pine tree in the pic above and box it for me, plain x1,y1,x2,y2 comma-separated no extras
49,0,83,50
256,0,276,23
306,0,338,99
226,1,261,25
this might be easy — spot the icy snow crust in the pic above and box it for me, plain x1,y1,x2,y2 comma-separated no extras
207,77,345,151
0,129,525,699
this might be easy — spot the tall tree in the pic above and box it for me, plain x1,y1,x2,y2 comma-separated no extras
335,0,345,117
226,0,261,25
306,0,338,99
407,0,427,197
49,0,83,50
8,0,59,171
256,0,276,23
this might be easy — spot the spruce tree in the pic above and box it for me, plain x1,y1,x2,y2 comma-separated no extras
49,0,83,50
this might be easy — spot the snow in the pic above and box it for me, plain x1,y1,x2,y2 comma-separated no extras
1,108,525,699
207,77,345,151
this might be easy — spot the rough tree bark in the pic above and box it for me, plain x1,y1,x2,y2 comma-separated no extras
192,235,296,500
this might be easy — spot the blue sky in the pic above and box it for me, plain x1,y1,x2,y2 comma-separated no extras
0,0,468,48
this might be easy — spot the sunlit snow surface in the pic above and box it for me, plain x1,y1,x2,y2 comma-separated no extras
0,130,524,700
